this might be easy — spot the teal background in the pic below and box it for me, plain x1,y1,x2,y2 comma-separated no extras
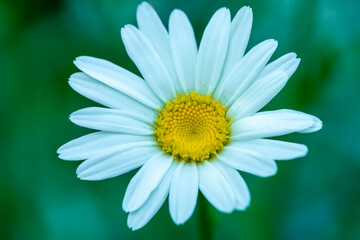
1,0,359,239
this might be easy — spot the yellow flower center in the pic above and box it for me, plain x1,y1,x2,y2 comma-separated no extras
154,91,231,163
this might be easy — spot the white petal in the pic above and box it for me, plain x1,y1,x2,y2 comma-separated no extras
74,56,162,109
198,160,235,213
136,2,181,93
123,152,173,212
69,72,155,118
195,8,231,95
211,160,250,210
70,107,154,135
214,39,278,106
257,52,300,79
58,132,154,160
127,162,178,231
220,6,253,81
230,139,308,160
297,112,323,133
217,146,277,177
169,161,198,225
76,144,158,180
226,71,288,119
230,109,315,140
121,25,176,102
169,9,197,93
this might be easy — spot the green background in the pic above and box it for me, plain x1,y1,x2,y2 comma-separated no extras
1,0,359,239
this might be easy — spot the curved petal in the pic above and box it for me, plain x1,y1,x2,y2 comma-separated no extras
169,9,197,93
195,8,231,95
211,160,250,210
220,6,253,81
214,39,278,106
217,146,277,177
226,71,288,119
257,52,300,79
127,162,178,231
230,109,315,140
230,139,308,160
198,160,235,213
70,107,154,135
136,2,181,93
69,72,156,118
74,56,162,109
297,111,322,133
121,25,176,102
169,161,198,225
76,144,159,180
58,132,154,160
123,152,173,212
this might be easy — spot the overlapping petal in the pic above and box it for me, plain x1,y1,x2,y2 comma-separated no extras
212,160,250,210
169,9,197,93
70,107,154,134
57,132,154,160
76,144,158,180
136,2,181,92
257,52,300,79
220,6,253,82
229,139,308,160
69,72,156,118
217,146,277,177
169,161,198,225
195,8,231,95
74,56,162,109
198,161,235,212
214,39,278,106
121,25,177,102
230,109,318,140
127,162,178,230
123,152,173,212
226,71,288,119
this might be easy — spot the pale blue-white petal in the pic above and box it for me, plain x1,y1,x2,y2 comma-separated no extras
74,56,162,109
257,52,300,79
220,6,253,81
297,111,323,133
136,2,181,93
198,160,235,213
169,161,198,225
230,109,314,140
127,162,178,231
123,152,173,212
121,25,177,102
226,71,288,119
211,160,250,210
69,72,156,118
214,39,278,106
70,107,154,135
169,9,197,93
195,8,231,95
58,132,154,160
217,146,277,177
76,144,158,180
230,139,308,160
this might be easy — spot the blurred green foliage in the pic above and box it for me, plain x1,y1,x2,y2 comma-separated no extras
1,0,359,239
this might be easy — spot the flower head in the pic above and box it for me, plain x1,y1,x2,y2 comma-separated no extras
58,2,322,230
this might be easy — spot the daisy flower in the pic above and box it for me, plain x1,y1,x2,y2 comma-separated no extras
58,2,322,230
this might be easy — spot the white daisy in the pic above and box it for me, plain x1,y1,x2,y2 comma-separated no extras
58,2,322,230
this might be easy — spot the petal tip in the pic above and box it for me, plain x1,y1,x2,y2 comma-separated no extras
139,1,152,9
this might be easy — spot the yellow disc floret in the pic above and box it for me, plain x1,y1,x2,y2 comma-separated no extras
154,91,231,163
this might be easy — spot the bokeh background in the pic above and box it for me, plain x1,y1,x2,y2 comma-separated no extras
1,0,359,239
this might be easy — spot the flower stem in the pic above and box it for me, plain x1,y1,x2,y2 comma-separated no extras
198,193,215,240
